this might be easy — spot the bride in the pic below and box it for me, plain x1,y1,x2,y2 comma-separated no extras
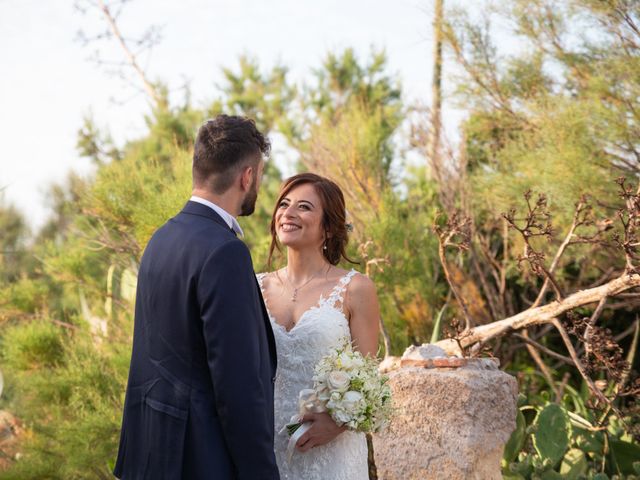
257,173,380,480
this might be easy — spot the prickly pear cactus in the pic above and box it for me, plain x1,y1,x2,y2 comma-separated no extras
503,409,526,466
532,403,570,467
559,448,587,479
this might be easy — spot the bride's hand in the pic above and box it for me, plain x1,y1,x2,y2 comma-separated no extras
295,412,347,452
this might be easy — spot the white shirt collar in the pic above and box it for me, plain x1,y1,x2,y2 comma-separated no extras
189,196,244,237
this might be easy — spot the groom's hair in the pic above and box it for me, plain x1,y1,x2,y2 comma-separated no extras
192,115,270,193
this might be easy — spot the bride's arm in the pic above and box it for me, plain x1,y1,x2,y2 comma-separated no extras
346,273,380,357
296,274,381,452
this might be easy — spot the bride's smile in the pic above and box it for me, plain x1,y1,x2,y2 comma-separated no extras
280,223,301,232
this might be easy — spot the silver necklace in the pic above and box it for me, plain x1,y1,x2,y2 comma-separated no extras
285,266,329,302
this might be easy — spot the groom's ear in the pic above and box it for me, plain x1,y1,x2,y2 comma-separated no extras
239,164,254,192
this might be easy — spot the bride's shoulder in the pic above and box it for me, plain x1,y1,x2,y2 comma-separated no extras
348,271,376,292
342,270,378,316
340,269,376,298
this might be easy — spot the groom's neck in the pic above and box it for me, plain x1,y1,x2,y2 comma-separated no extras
191,188,239,217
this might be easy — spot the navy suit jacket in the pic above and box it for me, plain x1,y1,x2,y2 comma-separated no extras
114,201,279,480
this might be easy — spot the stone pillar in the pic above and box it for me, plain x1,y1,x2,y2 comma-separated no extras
373,348,518,480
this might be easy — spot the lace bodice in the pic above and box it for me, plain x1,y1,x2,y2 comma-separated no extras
257,269,368,480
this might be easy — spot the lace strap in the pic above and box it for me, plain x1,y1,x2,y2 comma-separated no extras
255,272,277,324
324,269,358,308
256,272,267,292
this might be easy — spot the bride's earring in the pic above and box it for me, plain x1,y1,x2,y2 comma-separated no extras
323,242,328,250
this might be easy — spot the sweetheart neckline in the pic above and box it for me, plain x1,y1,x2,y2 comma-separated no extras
268,302,349,335
257,269,356,334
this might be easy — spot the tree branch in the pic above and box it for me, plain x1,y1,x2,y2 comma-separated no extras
522,329,562,401
436,272,640,351
435,212,474,330
532,199,589,307
513,332,573,364
551,318,620,416
96,0,161,105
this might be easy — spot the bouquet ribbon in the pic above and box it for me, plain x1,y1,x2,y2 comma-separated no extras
283,389,326,462
285,421,313,462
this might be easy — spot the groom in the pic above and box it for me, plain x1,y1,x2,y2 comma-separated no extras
114,115,280,479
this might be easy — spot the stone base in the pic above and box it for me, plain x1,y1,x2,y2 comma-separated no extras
373,366,518,480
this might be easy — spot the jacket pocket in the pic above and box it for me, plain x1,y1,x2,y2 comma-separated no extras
142,382,189,479
145,397,188,420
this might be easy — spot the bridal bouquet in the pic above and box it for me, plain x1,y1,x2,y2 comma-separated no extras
285,337,392,453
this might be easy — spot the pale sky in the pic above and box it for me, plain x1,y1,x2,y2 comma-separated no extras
0,0,469,230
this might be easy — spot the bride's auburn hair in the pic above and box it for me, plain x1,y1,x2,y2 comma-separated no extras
268,173,356,267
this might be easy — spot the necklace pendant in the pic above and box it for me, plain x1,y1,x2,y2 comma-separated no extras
291,288,298,302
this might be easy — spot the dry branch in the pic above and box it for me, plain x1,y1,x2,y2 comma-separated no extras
76,0,162,105
96,0,161,104
532,198,590,307
434,211,474,329
436,272,640,352
513,332,573,364
522,329,562,401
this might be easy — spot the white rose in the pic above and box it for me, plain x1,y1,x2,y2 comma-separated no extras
352,356,365,368
327,370,350,392
334,409,352,424
341,391,364,414
338,352,354,369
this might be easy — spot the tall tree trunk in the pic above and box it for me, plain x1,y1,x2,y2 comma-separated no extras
429,0,444,183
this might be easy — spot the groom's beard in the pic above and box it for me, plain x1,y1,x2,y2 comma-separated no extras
239,178,259,216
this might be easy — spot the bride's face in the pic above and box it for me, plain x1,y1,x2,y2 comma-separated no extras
275,183,325,250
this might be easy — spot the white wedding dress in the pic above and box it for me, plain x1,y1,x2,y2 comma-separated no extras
257,269,369,480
